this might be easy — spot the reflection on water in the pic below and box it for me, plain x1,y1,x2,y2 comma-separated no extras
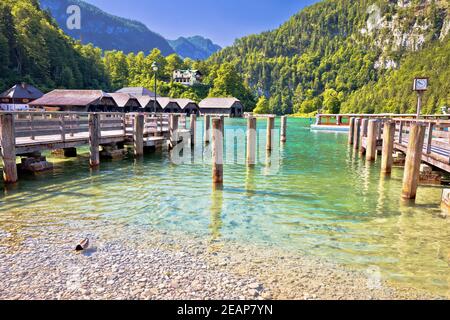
0,118,449,297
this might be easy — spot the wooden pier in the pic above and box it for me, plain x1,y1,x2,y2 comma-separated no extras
0,111,191,183
347,114,450,202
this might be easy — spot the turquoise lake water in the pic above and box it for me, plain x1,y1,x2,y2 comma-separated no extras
0,118,449,296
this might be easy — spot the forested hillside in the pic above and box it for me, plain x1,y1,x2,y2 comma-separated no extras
0,0,109,92
208,0,449,114
169,36,222,60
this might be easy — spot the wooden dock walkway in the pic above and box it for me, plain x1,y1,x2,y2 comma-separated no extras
0,111,192,183
345,114,450,204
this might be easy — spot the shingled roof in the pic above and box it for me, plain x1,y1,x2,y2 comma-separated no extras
157,97,180,109
108,93,141,108
116,87,160,97
174,98,198,110
29,90,113,107
0,83,43,100
199,98,241,109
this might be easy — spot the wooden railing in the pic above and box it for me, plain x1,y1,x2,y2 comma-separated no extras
392,118,450,165
316,114,450,126
0,111,175,145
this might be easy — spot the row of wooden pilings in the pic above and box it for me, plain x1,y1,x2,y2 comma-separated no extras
171,115,287,186
348,117,425,201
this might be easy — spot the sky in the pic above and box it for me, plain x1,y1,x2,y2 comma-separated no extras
86,0,319,47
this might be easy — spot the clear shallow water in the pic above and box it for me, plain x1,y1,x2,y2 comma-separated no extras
1,118,449,297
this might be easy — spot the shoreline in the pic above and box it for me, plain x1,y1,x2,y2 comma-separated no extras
0,225,444,300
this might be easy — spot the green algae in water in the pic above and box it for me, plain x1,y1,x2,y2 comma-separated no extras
0,118,449,297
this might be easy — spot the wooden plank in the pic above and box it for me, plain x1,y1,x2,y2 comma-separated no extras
212,118,223,184
366,119,378,161
348,117,355,145
353,118,361,151
204,115,211,144
89,113,100,167
0,113,18,183
402,123,426,200
266,116,275,151
281,116,287,143
247,117,257,166
134,114,144,156
190,114,196,146
381,121,395,174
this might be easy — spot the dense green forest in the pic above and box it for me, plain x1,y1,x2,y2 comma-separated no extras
0,0,110,92
1,0,448,115
208,0,449,114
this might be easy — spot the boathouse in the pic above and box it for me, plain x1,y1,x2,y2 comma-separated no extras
0,83,44,111
109,93,141,113
29,90,118,112
135,96,163,113
199,98,244,117
157,98,182,113
175,99,200,116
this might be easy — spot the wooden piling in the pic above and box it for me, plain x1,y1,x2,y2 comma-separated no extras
401,123,426,200
204,115,211,144
366,120,378,162
212,118,223,184
247,116,257,166
169,114,179,148
281,116,287,143
219,115,225,137
353,118,361,151
348,117,355,145
381,121,396,174
266,116,275,151
133,114,144,156
190,114,196,146
88,113,100,167
359,118,369,155
0,113,18,183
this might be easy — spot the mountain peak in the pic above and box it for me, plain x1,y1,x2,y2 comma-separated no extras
169,36,222,60
39,0,175,55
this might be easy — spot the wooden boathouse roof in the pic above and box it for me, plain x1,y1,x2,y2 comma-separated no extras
29,90,115,107
116,87,160,97
108,93,141,108
199,98,241,109
0,83,44,101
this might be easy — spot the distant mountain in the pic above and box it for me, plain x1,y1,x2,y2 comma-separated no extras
169,36,222,60
39,0,175,56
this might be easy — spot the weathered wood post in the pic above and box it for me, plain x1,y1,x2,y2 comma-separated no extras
401,123,426,200
247,116,257,166
204,115,211,144
381,121,396,174
169,114,179,149
366,119,378,162
359,118,369,155
190,114,196,146
266,116,275,151
212,118,223,185
133,114,144,157
280,116,287,143
353,118,361,151
182,114,187,129
0,113,18,183
348,117,355,145
88,113,101,167
219,115,225,137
